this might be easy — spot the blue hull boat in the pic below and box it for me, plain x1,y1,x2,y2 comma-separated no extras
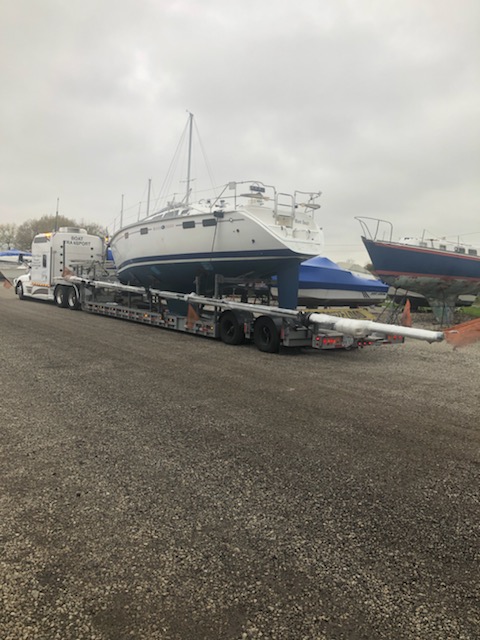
362,237,480,295
357,217,480,323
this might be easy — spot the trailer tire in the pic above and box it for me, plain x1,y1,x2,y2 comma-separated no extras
67,286,81,310
219,311,245,345
54,286,69,308
253,316,281,353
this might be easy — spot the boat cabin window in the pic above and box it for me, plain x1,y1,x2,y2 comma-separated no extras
468,249,477,256
42,254,47,268
419,241,427,247
202,218,217,227
455,246,466,254
439,244,447,250
140,227,148,235
34,236,49,243
182,220,195,229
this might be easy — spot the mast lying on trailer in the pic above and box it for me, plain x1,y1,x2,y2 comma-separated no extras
66,275,445,344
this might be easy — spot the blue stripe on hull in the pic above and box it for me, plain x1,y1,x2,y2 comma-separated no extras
116,255,304,294
117,248,301,271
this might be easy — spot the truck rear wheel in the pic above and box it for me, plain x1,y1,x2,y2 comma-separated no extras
219,311,245,345
67,287,81,310
55,286,68,308
253,316,281,353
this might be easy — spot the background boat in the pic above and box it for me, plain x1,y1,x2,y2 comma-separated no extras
0,249,32,283
357,217,480,323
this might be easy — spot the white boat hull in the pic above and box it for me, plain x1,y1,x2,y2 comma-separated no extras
0,261,29,283
272,287,387,307
110,186,324,308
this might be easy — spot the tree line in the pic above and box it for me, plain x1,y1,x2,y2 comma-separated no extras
0,217,106,252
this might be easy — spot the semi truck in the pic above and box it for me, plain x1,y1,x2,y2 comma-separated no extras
14,227,104,307
13,228,445,353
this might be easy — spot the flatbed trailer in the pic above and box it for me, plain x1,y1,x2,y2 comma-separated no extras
26,270,443,354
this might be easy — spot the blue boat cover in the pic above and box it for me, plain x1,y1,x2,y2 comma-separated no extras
0,249,32,258
298,256,388,292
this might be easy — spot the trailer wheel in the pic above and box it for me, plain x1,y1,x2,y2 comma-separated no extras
16,282,25,300
67,286,81,310
54,286,68,308
219,311,245,345
253,316,281,353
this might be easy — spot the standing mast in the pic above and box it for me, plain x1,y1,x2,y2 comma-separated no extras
146,178,151,217
185,111,193,206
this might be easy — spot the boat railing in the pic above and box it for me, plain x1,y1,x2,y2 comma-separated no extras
274,192,295,226
356,217,394,242
202,181,272,212
108,181,322,234
294,190,322,211
208,181,320,225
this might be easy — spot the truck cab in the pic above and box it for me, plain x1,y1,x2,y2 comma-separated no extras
15,227,104,304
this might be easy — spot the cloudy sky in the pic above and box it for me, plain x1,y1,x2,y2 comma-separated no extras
1,0,479,263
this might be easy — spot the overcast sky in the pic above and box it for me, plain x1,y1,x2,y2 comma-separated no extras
1,0,479,263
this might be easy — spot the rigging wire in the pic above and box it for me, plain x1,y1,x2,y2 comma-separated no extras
193,118,218,199
154,117,190,209
148,114,220,211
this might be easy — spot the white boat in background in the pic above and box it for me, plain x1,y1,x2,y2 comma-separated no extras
0,249,31,283
109,114,325,309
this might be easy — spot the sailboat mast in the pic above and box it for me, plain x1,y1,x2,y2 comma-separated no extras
185,111,193,206
146,178,151,217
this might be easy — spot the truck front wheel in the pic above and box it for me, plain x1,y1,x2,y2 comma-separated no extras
16,282,25,300
54,286,68,308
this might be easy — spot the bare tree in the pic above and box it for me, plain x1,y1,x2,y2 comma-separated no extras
15,216,76,251
0,223,18,249
83,222,107,238
14,216,107,251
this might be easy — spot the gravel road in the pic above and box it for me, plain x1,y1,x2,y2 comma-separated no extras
1,285,479,640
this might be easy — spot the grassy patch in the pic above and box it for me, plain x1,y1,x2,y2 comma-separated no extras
460,305,480,318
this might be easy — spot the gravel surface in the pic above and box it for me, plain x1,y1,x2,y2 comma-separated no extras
1,286,479,640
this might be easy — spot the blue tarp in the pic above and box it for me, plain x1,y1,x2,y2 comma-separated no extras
298,256,388,292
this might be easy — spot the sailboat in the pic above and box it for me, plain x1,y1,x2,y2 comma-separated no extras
357,217,480,323
109,114,325,309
